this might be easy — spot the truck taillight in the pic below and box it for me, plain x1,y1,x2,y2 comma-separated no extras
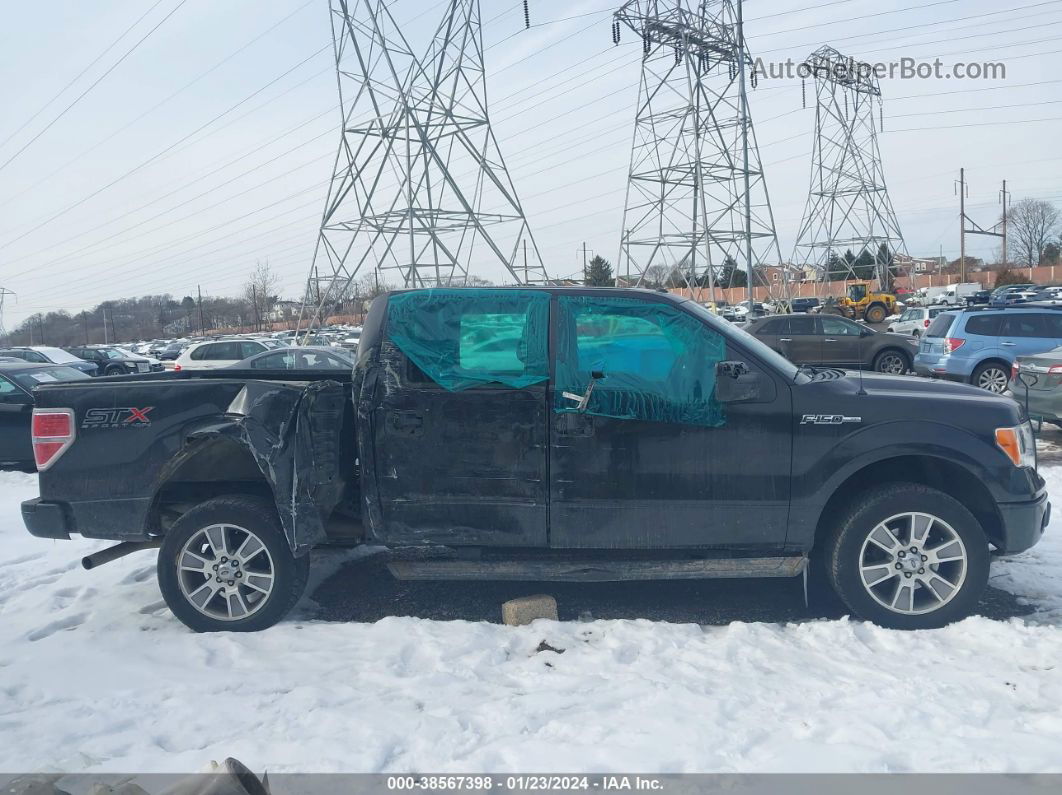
1012,363,1020,380
32,408,75,471
943,337,966,354
173,364,181,372
924,319,931,327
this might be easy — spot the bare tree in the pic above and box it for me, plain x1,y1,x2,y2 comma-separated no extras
244,261,279,331
1007,198,1060,267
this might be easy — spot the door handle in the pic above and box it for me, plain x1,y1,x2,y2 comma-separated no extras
1000,341,1016,347
779,338,792,342
389,412,423,435
824,338,837,343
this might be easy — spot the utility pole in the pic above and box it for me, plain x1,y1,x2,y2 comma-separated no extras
197,285,204,336
958,170,1006,277
583,242,588,279
0,287,15,341
523,239,529,285
252,284,260,333
103,308,109,344
1000,179,1010,275
956,168,967,281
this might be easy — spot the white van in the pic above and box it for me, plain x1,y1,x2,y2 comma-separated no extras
935,283,981,306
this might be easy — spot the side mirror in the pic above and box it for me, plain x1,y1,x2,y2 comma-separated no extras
715,361,762,403
562,370,605,412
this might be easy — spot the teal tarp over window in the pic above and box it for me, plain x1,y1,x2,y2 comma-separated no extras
554,296,727,427
386,289,550,391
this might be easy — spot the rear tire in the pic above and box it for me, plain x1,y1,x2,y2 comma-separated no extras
972,360,1010,394
872,348,910,374
824,483,989,630
157,495,309,633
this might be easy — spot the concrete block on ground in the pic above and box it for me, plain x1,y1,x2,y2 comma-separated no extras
502,594,558,626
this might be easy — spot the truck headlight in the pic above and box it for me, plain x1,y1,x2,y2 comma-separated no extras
995,424,1036,469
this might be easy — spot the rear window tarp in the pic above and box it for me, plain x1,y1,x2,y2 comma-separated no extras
385,289,550,391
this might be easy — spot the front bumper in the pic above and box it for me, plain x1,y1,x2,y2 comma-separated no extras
995,488,1050,554
22,498,71,540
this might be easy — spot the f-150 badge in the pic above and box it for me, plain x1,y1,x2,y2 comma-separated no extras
800,414,862,425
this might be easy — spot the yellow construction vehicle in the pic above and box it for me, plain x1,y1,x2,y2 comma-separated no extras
820,281,898,324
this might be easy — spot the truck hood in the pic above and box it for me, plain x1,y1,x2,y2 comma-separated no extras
799,369,1020,425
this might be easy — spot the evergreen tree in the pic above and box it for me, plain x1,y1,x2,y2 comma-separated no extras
583,254,614,286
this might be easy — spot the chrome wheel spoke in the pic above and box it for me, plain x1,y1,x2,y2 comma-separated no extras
891,582,916,612
234,534,265,564
910,514,933,545
868,523,902,553
926,540,963,564
861,563,896,587
179,550,212,573
244,572,273,595
187,581,220,609
205,525,228,557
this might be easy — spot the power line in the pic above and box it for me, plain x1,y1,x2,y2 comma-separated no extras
0,0,170,154
0,0,190,175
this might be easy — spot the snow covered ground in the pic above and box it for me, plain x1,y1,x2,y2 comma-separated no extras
1,468,1062,774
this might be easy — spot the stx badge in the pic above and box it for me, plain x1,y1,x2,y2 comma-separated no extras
82,407,154,429
800,414,862,425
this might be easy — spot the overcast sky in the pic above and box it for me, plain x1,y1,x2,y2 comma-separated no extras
1,0,1059,328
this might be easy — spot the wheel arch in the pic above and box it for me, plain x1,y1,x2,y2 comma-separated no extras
148,435,277,538
811,454,1004,552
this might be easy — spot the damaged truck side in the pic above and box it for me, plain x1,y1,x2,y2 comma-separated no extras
22,288,1049,631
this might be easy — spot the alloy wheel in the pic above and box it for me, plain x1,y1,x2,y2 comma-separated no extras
976,367,1009,393
858,512,968,615
176,523,276,621
876,353,907,374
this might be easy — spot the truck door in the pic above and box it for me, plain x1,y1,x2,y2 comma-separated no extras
369,290,550,547
548,295,792,549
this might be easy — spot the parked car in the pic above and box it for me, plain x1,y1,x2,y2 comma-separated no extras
746,313,918,373
914,306,1062,393
988,284,1037,306
23,288,1047,633
157,341,188,361
0,347,100,377
789,297,820,313
173,338,282,371
1010,346,1062,427
965,290,992,306
66,346,163,376
887,306,950,338
0,362,92,470
230,346,354,371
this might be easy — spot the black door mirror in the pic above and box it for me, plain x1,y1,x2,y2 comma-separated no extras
715,361,762,403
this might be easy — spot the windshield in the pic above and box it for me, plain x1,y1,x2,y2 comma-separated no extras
98,348,129,360
684,302,803,382
848,285,867,301
10,366,91,390
35,347,82,364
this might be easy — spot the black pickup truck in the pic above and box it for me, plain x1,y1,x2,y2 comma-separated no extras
21,288,1049,632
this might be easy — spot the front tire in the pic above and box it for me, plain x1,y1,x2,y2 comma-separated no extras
824,483,989,629
865,303,887,324
157,495,309,632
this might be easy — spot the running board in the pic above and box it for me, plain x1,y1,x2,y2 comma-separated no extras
387,556,807,582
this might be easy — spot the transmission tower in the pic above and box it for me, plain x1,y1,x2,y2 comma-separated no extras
614,0,783,300
299,0,549,331
0,287,14,341
792,46,906,287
